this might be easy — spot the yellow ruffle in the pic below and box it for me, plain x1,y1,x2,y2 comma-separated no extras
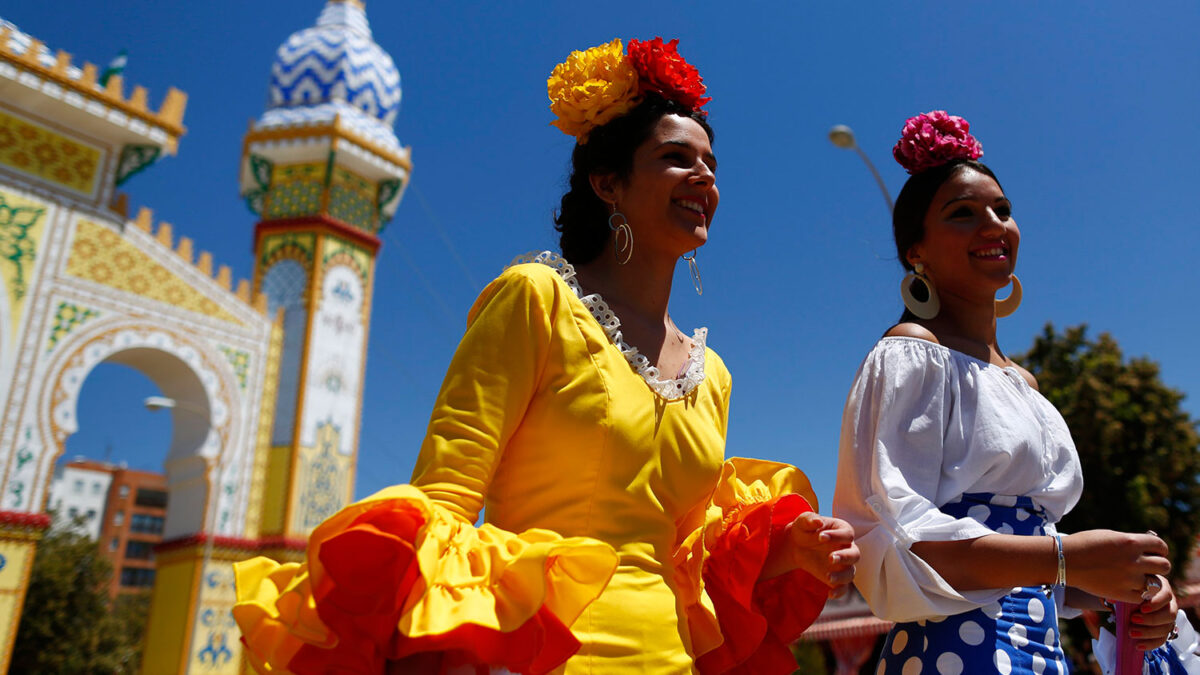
673,458,818,659
233,484,618,674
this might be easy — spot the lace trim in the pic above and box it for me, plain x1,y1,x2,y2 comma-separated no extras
508,250,707,401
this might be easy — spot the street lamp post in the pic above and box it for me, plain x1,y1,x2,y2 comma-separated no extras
829,124,894,214
144,395,225,665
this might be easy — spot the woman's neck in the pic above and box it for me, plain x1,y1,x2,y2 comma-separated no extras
574,249,676,323
925,290,1004,361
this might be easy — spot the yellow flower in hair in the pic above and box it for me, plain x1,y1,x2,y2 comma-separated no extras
547,39,640,142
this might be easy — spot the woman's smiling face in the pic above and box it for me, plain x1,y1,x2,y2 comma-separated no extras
908,167,1019,304
596,114,718,260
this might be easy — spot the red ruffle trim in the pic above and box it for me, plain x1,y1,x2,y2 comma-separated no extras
694,494,829,675
266,501,579,675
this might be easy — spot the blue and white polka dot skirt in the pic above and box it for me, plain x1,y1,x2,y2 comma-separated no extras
876,492,1067,675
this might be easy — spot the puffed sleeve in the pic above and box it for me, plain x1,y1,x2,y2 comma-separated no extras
411,264,559,521
232,487,617,675
832,339,1005,622
232,265,618,675
674,458,830,675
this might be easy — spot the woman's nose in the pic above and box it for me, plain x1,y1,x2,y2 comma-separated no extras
980,207,1006,232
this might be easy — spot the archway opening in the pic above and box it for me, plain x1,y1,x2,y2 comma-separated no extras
49,346,217,603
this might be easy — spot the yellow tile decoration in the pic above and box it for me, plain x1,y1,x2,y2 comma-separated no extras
189,560,241,674
217,345,250,388
292,422,351,535
322,236,371,283
329,165,376,231
0,190,49,346
265,162,324,219
65,220,242,325
0,110,102,195
259,231,315,269
46,301,100,352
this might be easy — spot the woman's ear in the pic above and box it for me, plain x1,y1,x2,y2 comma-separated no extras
905,244,924,270
588,171,619,208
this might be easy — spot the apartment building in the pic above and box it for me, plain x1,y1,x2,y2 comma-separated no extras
48,459,168,598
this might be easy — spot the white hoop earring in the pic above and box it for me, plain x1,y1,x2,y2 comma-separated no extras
608,210,633,265
900,263,939,319
682,251,702,296
995,274,1022,318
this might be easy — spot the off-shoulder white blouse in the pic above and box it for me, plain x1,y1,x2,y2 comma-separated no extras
833,337,1083,622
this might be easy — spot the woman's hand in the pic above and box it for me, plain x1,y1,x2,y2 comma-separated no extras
762,512,860,598
1128,575,1180,651
1062,530,1171,603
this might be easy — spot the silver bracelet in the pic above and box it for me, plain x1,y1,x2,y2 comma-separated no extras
1052,534,1067,588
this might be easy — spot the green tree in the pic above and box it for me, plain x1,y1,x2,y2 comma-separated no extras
1018,324,1200,671
791,639,830,673
11,526,145,674
1017,324,1200,573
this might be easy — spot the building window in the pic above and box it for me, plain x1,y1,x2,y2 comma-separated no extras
85,509,96,521
125,540,155,560
119,485,129,499
109,538,119,552
73,479,84,493
130,514,165,535
67,507,79,519
113,511,124,527
119,567,156,588
92,482,103,495
135,489,168,509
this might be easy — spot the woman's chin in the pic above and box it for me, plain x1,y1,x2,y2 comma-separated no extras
681,228,708,251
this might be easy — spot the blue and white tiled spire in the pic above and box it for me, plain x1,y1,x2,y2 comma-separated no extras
255,0,402,152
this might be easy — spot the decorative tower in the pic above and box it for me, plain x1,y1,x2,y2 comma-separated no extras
240,0,409,538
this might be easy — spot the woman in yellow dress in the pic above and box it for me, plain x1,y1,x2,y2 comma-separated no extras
233,38,859,675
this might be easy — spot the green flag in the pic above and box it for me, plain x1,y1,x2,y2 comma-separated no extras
99,49,127,87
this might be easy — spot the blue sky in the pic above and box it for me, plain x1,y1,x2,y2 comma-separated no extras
10,1,1198,511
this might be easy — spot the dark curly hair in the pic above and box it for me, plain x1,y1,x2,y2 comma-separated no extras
892,158,1004,321
554,94,714,264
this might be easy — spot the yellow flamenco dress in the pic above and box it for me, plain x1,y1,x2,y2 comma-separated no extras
234,252,829,674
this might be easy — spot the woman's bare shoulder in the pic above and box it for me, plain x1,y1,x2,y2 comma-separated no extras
1009,363,1040,391
883,322,939,343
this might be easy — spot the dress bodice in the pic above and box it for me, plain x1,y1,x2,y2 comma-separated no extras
833,336,1084,622
410,253,733,672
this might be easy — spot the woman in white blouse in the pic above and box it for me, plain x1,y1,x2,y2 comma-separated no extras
833,111,1180,675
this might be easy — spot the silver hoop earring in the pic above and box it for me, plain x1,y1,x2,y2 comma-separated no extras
900,263,939,319
995,274,1022,318
682,251,702,296
608,210,633,265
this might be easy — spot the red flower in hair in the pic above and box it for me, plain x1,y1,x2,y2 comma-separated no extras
627,38,711,111
892,110,983,175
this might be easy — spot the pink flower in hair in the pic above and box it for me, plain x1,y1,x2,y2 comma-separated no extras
892,110,984,175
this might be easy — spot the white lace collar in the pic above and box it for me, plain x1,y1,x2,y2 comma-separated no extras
509,251,707,401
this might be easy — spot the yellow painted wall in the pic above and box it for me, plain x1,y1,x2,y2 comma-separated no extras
243,318,283,539
260,446,292,535
0,535,38,673
141,553,199,675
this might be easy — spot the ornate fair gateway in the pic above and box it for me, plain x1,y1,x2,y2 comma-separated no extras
0,0,409,671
